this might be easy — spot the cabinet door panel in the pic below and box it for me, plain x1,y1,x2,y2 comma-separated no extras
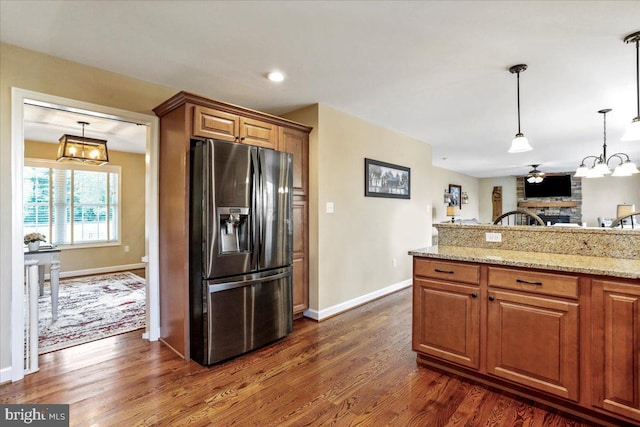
487,290,579,401
592,280,640,422
240,117,277,149
292,201,308,314
278,127,308,196
193,106,238,141
413,279,479,369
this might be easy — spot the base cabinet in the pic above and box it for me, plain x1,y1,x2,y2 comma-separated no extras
413,279,480,369
413,257,640,426
486,289,579,401
592,279,640,422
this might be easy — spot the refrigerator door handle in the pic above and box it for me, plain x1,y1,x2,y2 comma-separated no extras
250,147,260,271
203,140,213,271
207,270,291,293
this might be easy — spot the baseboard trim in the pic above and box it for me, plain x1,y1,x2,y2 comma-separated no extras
303,279,412,321
0,366,14,385
45,263,146,279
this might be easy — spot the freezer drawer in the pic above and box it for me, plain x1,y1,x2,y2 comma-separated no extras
205,269,292,364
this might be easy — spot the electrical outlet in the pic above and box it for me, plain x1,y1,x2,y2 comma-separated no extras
485,232,502,243
326,202,334,214
393,258,397,267
124,245,130,252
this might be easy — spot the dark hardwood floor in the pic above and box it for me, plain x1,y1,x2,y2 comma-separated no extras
1,287,599,426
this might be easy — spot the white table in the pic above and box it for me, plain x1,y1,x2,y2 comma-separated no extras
24,245,61,321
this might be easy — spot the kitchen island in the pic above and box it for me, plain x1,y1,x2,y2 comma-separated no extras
410,224,639,426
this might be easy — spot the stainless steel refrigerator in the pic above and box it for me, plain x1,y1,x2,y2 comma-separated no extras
189,138,293,365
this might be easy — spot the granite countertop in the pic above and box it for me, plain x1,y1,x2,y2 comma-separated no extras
409,245,640,280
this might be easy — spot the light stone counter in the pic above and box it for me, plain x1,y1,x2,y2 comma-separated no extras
434,223,639,260
409,245,640,280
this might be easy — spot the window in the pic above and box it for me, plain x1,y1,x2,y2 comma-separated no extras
23,158,121,247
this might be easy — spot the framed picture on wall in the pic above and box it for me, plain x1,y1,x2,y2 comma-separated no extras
448,184,462,208
364,158,410,199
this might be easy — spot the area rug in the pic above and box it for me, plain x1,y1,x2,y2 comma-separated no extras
38,271,146,354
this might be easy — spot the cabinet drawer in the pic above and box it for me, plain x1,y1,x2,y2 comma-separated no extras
488,267,578,299
414,259,479,285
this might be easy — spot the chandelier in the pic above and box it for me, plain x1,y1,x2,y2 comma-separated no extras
575,109,639,178
57,121,109,165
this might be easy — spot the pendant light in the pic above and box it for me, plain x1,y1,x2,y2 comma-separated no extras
526,164,545,184
574,109,639,178
508,64,533,153
57,121,109,165
622,31,640,142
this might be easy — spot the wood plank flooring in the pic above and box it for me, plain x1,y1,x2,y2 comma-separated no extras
1,288,599,426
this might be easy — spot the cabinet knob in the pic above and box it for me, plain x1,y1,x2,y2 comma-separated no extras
471,293,478,298
488,295,495,301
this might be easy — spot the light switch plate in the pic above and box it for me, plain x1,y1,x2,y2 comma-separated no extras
326,202,334,214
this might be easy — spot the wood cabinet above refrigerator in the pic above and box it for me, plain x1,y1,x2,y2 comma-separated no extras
154,91,311,359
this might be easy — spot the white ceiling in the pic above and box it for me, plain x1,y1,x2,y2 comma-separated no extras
23,104,147,154
2,1,639,177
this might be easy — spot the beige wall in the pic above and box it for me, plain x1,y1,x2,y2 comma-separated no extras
582,174,640,226
431,166,480,225
24,141,146,272
286,104,432,312
1,42,177,372
478,176,518,223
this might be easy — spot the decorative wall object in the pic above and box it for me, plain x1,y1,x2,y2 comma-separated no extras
448,184,462,208
492,186,503,221
364,158,410,199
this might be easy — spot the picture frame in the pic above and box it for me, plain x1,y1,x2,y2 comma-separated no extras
364,158,410,199
448,184,462,208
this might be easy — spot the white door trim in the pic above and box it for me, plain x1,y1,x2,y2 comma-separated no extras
9,87,160,382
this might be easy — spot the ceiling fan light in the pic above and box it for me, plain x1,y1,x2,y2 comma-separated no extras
508,134,533,153
621,117,640,142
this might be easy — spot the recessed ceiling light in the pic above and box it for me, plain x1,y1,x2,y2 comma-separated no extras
267,71,285,82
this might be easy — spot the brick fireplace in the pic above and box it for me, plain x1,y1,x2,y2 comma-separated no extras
516,174,582,224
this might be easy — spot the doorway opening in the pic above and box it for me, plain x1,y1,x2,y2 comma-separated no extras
10,88,160,381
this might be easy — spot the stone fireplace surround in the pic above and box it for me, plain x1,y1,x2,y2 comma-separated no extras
516,173,582,224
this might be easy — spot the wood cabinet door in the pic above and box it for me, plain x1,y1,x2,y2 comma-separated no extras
278,127,308,197
292,200,308,314
239,117,278,149
192,106,238,141
413,279,480,369
592,279,640,422
487,290,579,401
